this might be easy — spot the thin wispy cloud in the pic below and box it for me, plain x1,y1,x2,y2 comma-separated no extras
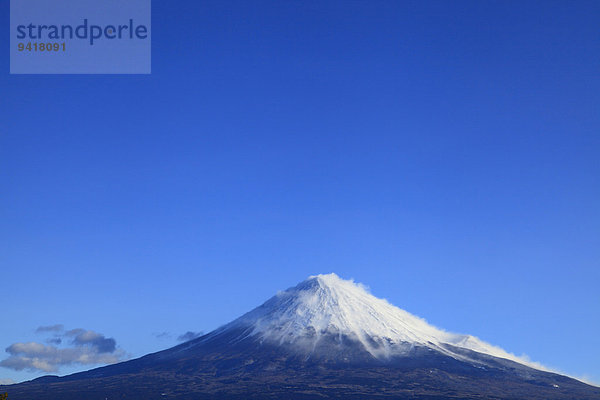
177,331,204,342
153,332,172,340
35,325,64,333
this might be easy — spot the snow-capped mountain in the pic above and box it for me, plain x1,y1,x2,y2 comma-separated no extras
4,273,599,400
218,273,536,367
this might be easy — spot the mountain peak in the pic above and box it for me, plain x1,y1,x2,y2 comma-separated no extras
9,274,597,400
307,272,350,287
221,273,543,369
293,272,371,302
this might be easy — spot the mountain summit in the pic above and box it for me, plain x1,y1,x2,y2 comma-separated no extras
3,273,599,400
220,273,533,366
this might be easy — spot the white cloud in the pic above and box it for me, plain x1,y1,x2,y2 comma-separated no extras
0,326,125,373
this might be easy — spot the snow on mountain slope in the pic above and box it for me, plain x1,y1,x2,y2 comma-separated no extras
222,273,546,370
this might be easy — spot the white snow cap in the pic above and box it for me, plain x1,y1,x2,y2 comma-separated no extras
231,273,546,370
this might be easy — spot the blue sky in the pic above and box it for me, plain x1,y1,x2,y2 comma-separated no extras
1,0,599,385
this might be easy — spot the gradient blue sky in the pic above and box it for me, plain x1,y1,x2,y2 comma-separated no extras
1,0,599,385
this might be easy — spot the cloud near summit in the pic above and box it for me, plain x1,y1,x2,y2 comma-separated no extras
0,326,125,373
177,331,204,342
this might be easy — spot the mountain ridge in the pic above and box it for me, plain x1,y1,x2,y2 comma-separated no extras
211,273,549,370
2,273,599,400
